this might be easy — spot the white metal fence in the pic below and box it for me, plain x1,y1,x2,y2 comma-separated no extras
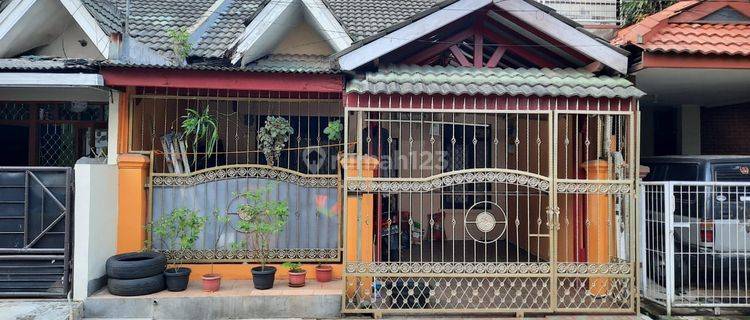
640,182,750,314
537,0,621,25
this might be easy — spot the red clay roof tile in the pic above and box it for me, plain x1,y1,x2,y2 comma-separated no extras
613,1,750,57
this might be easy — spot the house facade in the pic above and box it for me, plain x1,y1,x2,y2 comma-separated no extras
613,0,750,156
1,0,645,316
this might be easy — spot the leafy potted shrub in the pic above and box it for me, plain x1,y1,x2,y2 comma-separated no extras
149,207,207,292
257,116,293,166
315,263,333,282
282,262,307,287
235,186,289,290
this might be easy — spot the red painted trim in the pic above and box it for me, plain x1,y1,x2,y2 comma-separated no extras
486,47,506,68
449,45,473,67
492,9,592,64
641,52,750,69
100,67,344,93
403,29,475,65
474,32,484,68
483,31,556,68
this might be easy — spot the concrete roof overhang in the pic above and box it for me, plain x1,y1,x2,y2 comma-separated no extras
634,67,750,107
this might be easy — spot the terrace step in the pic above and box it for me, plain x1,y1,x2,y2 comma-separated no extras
83,279,341,319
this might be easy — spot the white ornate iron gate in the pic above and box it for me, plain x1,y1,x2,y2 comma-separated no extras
342,99,637,315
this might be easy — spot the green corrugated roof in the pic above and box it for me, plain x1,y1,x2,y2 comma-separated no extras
346,65,645,98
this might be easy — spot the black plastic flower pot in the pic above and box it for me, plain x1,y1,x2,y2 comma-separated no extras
164,267,191,292
251,266,276,290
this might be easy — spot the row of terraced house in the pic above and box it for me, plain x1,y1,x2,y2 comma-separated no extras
0,0,749,318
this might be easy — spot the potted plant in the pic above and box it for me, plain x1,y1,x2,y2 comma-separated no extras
282,262,307,287
257,116,293,166
235,186,289,290
200,210,234,292
315,263,333,282
149,207,207,292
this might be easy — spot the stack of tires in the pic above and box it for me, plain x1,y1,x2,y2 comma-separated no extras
106,252,167,296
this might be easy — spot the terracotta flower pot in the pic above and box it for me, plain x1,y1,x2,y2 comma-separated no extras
201,273,221,292
288,269,307,287
315,265,333,282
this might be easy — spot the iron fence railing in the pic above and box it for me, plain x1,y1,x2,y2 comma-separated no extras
640,181,750,315
130,90,346,263
537,0,622,25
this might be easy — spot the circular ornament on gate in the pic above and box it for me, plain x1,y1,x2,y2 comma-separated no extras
476,212,496,233
464,201,508,244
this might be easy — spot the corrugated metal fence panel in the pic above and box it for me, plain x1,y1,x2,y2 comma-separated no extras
151,178,340,251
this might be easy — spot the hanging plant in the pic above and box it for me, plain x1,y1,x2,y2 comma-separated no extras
181,107,219,164
323,120,343,142
257,116,293,167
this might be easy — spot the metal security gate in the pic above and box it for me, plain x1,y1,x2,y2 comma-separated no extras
0,167,73,298
641,181,750,315
341,100,637,315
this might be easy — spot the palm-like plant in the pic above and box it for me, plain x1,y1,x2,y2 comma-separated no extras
181,107,219,165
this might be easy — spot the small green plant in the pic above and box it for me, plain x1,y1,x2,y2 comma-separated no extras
149,208,207,270
323,120,343,142
168,27,192,63
205,209,233,275
257,116,294,167
235,185,289,270
182,107,219,165
620,0,676,26
281,262,304,273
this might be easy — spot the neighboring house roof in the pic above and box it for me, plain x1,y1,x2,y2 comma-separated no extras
0,56,98,72
193,0,265,58
81,0,123,35
244,54,335,73
113,0,217,55
101,55,335,74
325,0,441,41
346,65,645,98
613,0,750,57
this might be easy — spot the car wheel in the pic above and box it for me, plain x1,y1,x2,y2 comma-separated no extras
106,252,166,279
108,273,165,296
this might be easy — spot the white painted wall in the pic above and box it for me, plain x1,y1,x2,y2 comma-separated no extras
33,22,104,59
73,164,118,301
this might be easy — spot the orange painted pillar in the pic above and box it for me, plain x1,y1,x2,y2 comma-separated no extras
117,153,150,253
341,155,379,302
581,160,612,296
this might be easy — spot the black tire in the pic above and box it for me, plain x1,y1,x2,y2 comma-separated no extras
108,274,165,296
106,252,166,279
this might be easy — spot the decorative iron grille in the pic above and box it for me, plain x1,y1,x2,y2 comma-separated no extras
342,97,637,315
130,89,345,263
